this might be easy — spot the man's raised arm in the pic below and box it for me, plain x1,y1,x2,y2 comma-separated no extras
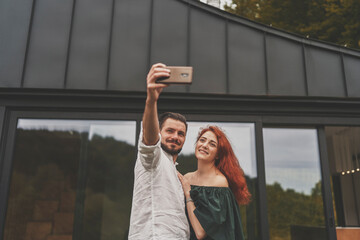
142,63,170,145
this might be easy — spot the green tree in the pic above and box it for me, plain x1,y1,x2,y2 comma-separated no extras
266,181,325,240
225,0,360,49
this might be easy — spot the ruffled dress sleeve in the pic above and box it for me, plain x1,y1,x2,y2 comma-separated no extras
189,186,245,240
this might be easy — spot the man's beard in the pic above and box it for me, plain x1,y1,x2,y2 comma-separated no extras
161,143,182,156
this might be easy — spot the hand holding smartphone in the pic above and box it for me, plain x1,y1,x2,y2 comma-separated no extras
155,66,193,85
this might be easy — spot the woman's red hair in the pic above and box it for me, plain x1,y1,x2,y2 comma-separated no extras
197,126,251,205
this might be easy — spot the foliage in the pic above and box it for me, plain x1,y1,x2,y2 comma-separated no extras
224,0,360,49
266,181,325,240
5,129,135,240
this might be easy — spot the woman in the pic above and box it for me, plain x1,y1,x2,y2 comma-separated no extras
178,126,251,240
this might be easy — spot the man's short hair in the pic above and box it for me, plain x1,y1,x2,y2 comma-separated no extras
159,112,188,132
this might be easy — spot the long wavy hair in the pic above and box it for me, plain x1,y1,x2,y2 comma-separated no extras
197,126,251,205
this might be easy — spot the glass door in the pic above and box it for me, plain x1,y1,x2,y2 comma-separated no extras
324,126,360,239
3,119,137,240
263,128,326,240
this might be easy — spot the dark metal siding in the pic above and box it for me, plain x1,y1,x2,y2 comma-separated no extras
0,107,4,146
266,35,307,96
305,47,346,97
66,0,113,90
23,0,72,89
344,55,360,98
108,0,151,91
0,0,33,87
1,0,360,99
228,23,266,95
151,0,188,93
189,8,227,94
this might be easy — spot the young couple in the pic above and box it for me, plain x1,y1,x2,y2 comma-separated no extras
128,63,251,240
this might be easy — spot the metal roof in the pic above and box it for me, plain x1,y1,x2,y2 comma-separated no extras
1,0,359,97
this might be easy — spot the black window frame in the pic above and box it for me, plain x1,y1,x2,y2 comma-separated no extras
0,109,142,240
2,95,360,240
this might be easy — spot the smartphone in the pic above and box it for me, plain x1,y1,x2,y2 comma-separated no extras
156,66,193,84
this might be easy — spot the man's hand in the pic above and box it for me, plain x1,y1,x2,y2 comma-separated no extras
146,63,170,103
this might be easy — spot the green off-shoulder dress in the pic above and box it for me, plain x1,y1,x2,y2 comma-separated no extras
187,185,245,240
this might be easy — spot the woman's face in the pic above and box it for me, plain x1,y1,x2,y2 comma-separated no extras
195,130,218,163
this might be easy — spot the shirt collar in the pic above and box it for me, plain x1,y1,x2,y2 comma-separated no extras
164,151,179,166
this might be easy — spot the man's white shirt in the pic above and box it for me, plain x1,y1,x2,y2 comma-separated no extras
128,131,190,239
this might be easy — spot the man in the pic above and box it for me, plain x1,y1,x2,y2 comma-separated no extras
128,63,190,239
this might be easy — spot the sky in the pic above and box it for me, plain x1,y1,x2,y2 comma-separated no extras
17,119,137,145
200,0,233,10
263,128,322,195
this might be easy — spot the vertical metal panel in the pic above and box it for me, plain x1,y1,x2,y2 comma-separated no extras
266,35,306,96
66,0,113,90
0,107,5,145
301,44,310,96
305,47,346,97
23,0,73,88
151,0,188,66
151,0,188,93
108,0,152,91
0,0,33,87
264,33,269,94
0,106,5,176
340,54,349,97
343,55,360,97
188,8,226,94
225,20,230,93
228,23,266,95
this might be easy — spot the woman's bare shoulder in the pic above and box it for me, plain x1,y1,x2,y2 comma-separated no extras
213,173,229,187
184,171,195,179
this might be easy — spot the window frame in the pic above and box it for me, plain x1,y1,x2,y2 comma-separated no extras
2,105,360,240
0,110,142,240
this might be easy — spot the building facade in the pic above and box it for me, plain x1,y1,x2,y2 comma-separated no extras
1,0,360,239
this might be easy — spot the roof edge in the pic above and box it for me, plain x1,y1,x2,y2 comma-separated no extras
178,0,360,57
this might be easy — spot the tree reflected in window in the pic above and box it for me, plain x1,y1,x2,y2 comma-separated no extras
4,119,136,240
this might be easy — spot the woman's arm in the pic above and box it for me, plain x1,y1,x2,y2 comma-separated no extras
177,172,207,240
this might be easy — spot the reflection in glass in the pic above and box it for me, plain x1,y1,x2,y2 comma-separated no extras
4,119,136,240
177,122,258,240
325,126,360,227
263,128,325,240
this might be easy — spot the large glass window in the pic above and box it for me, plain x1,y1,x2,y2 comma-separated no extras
325,126,360,227
263,128,326,240
4,119,136,240
177,122,258,240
